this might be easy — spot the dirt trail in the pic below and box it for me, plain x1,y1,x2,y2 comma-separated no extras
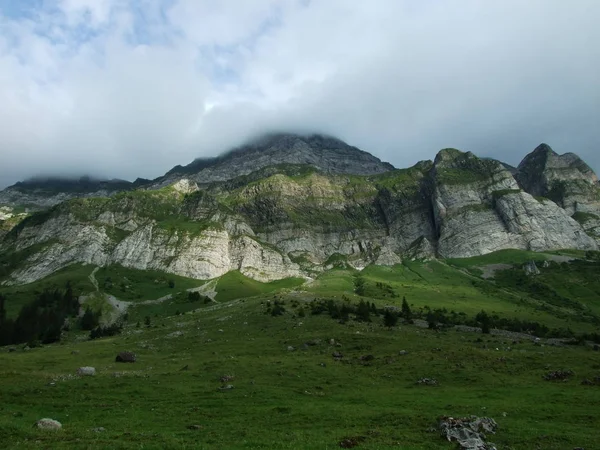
88,267,100,292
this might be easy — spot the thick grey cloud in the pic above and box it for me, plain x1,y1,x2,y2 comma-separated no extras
0,0,598,189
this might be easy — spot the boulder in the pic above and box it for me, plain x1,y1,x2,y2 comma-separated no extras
439,416,497,450
115,351,136,363
35,418,62,430
77,367,96,376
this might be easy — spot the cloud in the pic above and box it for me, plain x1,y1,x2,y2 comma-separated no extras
0,0,599,188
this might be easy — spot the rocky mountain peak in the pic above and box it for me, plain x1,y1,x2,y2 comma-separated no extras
433,148,477,168
516,143,598,197
159,132,394,186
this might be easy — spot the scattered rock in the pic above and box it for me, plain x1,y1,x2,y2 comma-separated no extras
332,351,343,359
543,369,573,381
219,384,234,390
167,331,183,338
187,424,202,430
398,350,408,356
77,367,96,376
287,346,296,352
220,375,234,383
329,339,336,345
359,354,374,362
35,418,62,430
115,351,136,363
91,427,105,433
439,416,497,450
524,260,540,276
339,436,366,448
416,378,438,386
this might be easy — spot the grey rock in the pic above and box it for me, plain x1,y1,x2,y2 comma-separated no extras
439,416,497,450
523,261,540,276
76,366,96,376
115,351,136,363
35,418,62,430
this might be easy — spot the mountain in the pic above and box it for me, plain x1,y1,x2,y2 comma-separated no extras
0,134,598,286
515,143,600,241
0,176,144,210
157,133,395,186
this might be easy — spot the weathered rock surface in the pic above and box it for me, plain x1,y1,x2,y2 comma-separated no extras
1,136,598,286
439,416,497,450
77,367,96,376
35,418,62,430
160,133,394,187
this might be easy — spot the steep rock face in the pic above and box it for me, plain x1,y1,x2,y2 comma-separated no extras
431,149,597,257
2,188,300,285
160,133,394,187
0,177,137,209
516,143,600,242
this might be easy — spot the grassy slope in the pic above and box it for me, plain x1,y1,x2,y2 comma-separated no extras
1,293,599,449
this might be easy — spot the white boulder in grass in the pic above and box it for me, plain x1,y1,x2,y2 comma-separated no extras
35,418,62,430
77,367,96,376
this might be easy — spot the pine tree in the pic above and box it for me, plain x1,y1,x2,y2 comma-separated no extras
355,299,371,322
0,293,6,323
401,296,413,323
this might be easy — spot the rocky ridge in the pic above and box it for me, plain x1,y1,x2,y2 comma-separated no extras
0,135,598,285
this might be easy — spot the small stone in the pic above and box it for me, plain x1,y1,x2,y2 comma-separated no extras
287,346,295,352
219,384,234,390
92,427,105,433
398,350,408,356
35,418,62,430
187,424,202,430
332,351,343,359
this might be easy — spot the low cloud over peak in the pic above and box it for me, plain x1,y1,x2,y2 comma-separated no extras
0,0,599,188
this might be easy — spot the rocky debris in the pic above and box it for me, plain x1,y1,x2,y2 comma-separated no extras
287,346,296,352
439,416,497,450
523,260,540,276
580,376,600,386
219,384,234,391
115,351,137,363
398,350,408,356
220,375,234,383
405,236,436,261
187,424,203,430
543,369,574,381
339,435,366,448
91,427,105,433
417,378,438,386
167,331,184,338
77,367,96,376
35,418,62,430
373,246,402,266
332,351,344,360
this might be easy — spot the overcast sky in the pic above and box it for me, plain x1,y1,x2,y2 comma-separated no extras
0,0,598,188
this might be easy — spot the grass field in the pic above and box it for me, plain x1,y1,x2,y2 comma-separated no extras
1,249,600,448
1,292,599,449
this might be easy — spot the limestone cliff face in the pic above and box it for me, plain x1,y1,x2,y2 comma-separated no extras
430,149,597,257
1,137,599,286
515,144,600,242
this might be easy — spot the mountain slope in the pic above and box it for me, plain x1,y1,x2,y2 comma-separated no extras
158,133,394,186
0,137,598,286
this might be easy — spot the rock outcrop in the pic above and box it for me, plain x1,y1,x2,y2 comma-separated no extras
1,136,598,286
